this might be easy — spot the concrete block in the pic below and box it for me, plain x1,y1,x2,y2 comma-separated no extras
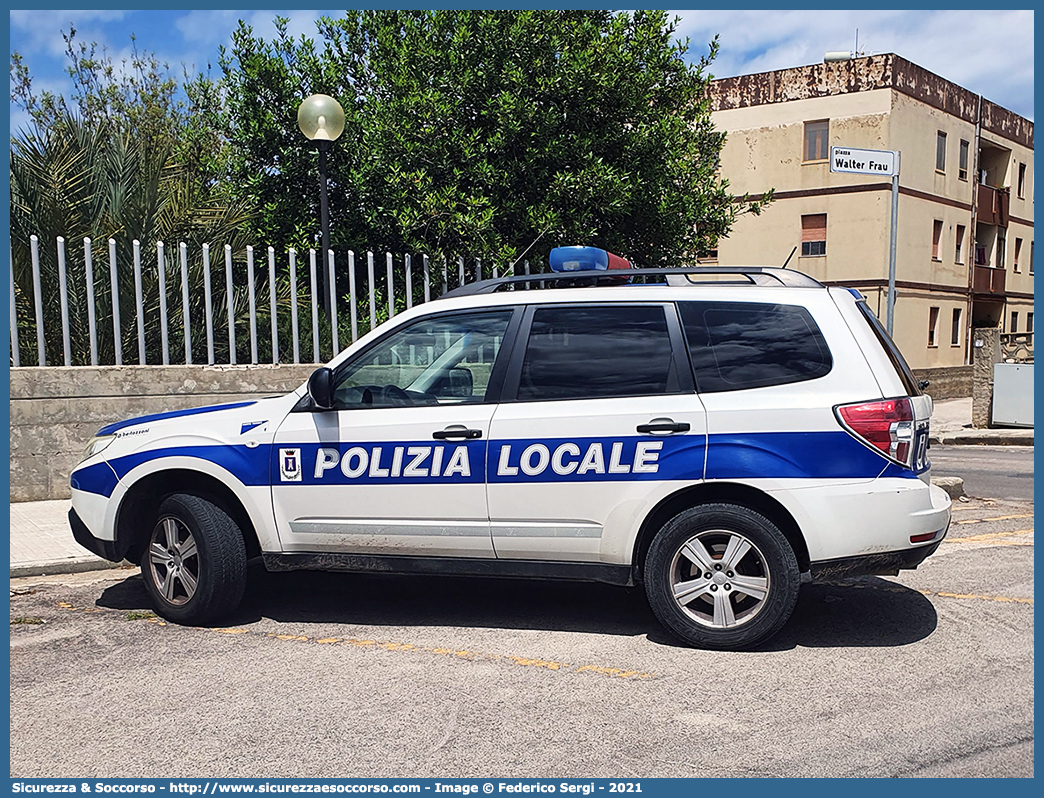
931,476,965,499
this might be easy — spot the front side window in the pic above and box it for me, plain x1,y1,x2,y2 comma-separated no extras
517,305,677,401
803,120,829,162
936,131,947,172
679,302,832,393
932,220,943,260
959,140,969,180
332,310,513,409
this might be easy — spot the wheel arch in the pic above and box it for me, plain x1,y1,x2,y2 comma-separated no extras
114,469,263,565
632,481,810,583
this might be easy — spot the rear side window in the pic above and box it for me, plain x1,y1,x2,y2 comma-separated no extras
518,305,677,401
679,301,832,393
855,302,922,396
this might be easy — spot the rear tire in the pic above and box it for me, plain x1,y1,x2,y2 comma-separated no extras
140,493,247,625
644,503,799,650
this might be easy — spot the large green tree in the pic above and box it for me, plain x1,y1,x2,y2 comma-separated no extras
218,10,769,267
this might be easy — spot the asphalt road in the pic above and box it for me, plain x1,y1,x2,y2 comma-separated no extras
10,497,1034,779
930,445,1034,501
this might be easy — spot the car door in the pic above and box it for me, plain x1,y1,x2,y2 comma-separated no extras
272,306,518,557
486,302,708,565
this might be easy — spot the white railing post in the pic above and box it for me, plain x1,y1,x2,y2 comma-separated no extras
132,240,145,363
31,235,45,365
386,251,395,318
328,249,339,355
348,250,358,344
441,255,448,297
179,242,192,364
56,237,71,365
309,249,319,362
10,246,20,367
268,246,278,364
84,238,98,365
405,253,413,309
109,238,122,366
203,243,214,364
458,256,465,286
367,251,376,331
475,257,482,283
289,248,299,364
423,254,431,303
157,241,169,365
224,245,236,364
246,245,257,364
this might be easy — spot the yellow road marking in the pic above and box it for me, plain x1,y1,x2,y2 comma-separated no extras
925,590,1033,605
945,528,1034,545
954,513,1033,525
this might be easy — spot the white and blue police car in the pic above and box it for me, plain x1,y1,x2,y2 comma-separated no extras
70,247,951,650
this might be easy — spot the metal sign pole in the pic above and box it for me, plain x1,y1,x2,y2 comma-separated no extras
887,172,899,335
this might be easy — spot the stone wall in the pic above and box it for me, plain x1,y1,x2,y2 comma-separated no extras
911,365,973,401
971,328,1002,428
10,364,318,502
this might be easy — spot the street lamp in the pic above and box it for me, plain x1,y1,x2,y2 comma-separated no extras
298,94,345,315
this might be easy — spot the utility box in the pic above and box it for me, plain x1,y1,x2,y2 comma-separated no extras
992,363,1034,428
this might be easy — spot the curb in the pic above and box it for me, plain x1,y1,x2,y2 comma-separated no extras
930,433,1033,447
11,557,133,579
931,476,965,499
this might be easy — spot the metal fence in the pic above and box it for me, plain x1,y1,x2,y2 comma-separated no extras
10,235,543,368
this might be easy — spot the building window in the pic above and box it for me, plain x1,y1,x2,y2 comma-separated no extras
697,249,719,263
959,140,969,181
803,120,829,162
1014,238,1023,272
1027,312,1034,334
928,307,940,347
1018,163,1026,198
1031,241,1034,275
1011,312,1019,333
997,230,1007,269
932,220,943,261
801,214,827,256
951,308,962,346
936,131,947,172
975,243,988,266
955,224,965,263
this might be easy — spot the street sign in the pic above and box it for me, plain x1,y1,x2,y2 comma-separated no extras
830,146,900,176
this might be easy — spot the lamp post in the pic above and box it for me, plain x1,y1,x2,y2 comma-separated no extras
298,94,345,316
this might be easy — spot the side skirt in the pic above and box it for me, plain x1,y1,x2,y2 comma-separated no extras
262,552,634,586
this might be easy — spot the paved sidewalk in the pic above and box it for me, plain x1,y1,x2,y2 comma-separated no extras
8,396,1030,579
9,500,129,578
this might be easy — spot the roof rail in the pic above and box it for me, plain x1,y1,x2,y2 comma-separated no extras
439,266,823,298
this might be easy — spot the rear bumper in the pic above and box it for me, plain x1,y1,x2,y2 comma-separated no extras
69,508,121,562
809,538,943,580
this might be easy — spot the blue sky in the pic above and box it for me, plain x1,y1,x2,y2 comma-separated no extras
8,8,1036,135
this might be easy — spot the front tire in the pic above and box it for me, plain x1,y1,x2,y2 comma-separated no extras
140,493,247,625
644,503,800,650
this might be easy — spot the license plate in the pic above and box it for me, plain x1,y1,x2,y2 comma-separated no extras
914,422,929,472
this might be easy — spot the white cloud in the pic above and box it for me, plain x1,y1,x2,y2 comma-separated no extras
670,9,1034,120
245,10,325,44
10,9,127,57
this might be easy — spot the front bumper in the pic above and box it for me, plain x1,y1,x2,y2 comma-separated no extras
69,508,121,562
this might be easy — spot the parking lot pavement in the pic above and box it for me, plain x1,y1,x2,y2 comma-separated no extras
9,497,1033,779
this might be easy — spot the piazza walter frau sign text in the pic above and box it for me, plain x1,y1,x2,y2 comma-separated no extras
830,146,900,176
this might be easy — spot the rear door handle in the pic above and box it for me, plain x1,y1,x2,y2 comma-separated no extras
636,418,690,434
432,425,483,440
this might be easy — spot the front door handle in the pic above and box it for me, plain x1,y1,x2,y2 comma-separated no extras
432,425,483,440
636,418,690,434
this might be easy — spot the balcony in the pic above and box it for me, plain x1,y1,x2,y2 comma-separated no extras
977,184,1010,227
973,265,1006,295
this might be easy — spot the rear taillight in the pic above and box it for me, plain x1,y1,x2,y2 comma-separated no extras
836,397,915,467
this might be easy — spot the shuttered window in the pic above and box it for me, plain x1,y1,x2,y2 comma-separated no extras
932,220,943,260
803,120,829,161
801,214,826,256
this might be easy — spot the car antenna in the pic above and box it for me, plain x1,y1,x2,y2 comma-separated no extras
782,246,797,269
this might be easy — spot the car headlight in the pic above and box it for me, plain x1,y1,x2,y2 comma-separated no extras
80,435,115,463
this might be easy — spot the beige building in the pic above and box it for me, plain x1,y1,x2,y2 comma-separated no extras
708,54,1033,371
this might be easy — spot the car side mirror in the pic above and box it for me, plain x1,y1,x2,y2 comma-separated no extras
307,367,335,410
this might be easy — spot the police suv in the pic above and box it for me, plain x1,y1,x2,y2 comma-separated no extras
70,247,951,650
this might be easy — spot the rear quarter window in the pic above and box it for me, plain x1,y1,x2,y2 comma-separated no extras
678,301,832,393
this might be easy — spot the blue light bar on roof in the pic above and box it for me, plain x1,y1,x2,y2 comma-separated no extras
549,246,632,273
550,246,609,272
